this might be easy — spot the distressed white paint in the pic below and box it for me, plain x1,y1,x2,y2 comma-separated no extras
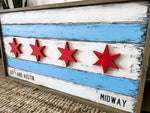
7,67,137,113
1,2,148,24
4,37,144,80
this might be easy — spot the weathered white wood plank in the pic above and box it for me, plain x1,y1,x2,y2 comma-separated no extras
6,57,139,98
1,2,148,24
4,37,144,80
7,67,137,113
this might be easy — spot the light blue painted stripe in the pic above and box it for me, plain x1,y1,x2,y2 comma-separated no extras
7,57,139,98
2,23,147,43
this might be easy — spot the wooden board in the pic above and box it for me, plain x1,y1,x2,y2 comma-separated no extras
0,1,150,113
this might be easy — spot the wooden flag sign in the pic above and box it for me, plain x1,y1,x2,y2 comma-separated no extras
0,1,150,113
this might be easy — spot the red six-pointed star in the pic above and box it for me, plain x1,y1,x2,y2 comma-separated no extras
30,39,46,62
93,45,120,74
9,38,22,58
58,42,77,67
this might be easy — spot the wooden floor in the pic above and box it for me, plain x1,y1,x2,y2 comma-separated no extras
0,59,106,113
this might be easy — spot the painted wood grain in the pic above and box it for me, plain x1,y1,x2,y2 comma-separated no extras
4,37,144,80
6,57,139,98
1,2,148,24
7,66,137,113
2,23,147,43
1,2,148,113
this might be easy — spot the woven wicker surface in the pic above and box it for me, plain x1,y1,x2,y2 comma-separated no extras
0,59,107,113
